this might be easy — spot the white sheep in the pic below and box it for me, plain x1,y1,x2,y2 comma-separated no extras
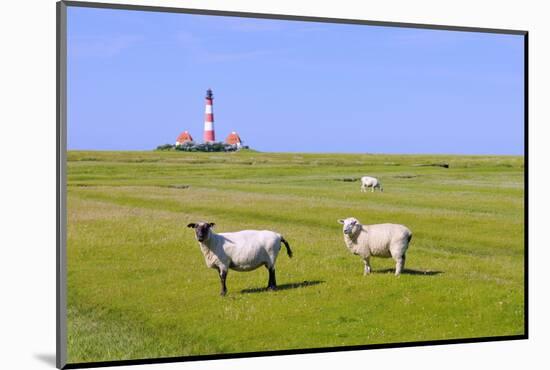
337,217,412,276
187,222,293,295
360,176,383,192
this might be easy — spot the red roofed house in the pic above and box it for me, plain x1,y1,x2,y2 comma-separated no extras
225,131,243,148
176,131,194,145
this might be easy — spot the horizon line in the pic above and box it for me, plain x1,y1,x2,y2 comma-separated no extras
66,149,525,157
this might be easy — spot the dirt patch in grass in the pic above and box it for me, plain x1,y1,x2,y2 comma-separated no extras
334,177,359,182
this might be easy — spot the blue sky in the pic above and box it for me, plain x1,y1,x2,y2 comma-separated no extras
67,6,525,154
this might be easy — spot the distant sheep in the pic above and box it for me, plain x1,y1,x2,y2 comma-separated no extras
187,222,293,296
360,176,383,192
337,217,412,276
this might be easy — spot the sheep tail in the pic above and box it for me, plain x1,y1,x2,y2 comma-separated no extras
281,236,293,258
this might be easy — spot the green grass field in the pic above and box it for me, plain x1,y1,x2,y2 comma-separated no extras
66,150,525,363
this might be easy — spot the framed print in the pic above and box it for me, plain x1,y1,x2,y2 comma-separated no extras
57,1,527,368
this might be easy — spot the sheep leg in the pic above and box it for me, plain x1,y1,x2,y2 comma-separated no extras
267,267,277,290
363,257,371,275
219,269,228,296
395,255,406,276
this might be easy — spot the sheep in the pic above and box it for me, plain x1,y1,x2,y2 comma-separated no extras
360,176,383,192
187,221,293,296
337,217,412,276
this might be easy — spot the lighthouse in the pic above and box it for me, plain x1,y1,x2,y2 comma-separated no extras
203,88,215,142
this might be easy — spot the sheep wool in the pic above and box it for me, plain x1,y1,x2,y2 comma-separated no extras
187,222,292,295
360,176,383,192
338,217,412,276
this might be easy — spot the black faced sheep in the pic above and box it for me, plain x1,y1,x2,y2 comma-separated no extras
187,222,293,296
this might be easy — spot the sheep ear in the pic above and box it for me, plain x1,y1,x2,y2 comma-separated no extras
187,223,196,228
208,222,216,228
337,219,345,224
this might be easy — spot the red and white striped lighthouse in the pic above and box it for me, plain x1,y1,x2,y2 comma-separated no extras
203,88,215,142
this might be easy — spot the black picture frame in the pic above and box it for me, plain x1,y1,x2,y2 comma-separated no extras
57,1,528,368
